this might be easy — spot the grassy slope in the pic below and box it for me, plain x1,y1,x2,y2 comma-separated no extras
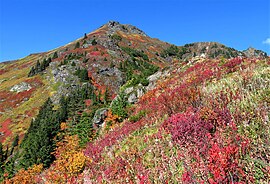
0,54,50,145
81,57,269,183
6,56,269,183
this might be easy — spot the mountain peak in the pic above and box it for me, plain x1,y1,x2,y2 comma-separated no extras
102,20,148,37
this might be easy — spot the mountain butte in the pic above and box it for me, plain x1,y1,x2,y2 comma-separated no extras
0,21,269,183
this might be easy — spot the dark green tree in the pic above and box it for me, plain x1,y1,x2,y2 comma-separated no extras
10,135,19,155
75,42,80,49
28,66,35,77
111,92,128,121
91,39,97,45
52,52,58,59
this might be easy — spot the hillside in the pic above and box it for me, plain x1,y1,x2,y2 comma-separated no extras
0,21,269,183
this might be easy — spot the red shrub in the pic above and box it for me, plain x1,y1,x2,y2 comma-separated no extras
164,108,214,153
163,105,249,183
223,57,243,73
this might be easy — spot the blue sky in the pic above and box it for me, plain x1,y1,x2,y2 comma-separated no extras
0,0,269,62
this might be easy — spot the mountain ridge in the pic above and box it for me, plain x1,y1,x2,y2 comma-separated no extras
1,21,267,63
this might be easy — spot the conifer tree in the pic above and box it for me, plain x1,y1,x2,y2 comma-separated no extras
75,42,80,49
52,52,58,59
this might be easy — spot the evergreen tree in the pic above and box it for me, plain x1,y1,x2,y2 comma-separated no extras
36,60,41,72
10,135,19,155
0,143,4,174
52,52,58,59
20,98,58,168
111,92,128,121
91,39,97,45
104,87,110,105
75,42,80,49
28,66,35,77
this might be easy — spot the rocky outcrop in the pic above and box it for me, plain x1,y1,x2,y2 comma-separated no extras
123,70,170,103
242,47,268,58
92,108,108,126
106,21,148,37
10,82,32,93
50,62,80,104
124,84,145,103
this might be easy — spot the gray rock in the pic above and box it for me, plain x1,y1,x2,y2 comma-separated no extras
10,82,32,93
93,108,109,126
137,87,144,98
124,86,134,94
147,71,162,82
50,62,80,104
106,21,148,37
128,93,137,103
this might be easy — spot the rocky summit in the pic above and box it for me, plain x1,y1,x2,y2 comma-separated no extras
0,21,269,183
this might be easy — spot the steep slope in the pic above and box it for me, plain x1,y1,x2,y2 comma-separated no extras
0,21,169,146
0,21,269,183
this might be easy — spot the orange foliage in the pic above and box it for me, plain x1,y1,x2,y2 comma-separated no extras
44,135,90,182
60,122,68,131
105,109,119,128
5,164,43,184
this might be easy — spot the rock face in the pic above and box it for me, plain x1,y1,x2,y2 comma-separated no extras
10,82,32,93
242,47,268,58
50,62,80,104
124,70,170,103
106,21,148,37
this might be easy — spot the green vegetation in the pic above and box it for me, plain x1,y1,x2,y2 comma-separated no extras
119,46,159,87
111,34,122,41
52,52,58,59
74,68,89,82
91,39,97,45
160,45,189,58
20,98,60,168
69,113,94,147
75,42,80,49
129,110,146,122
111,92,128,122
28,58,52,77
121,46,149,61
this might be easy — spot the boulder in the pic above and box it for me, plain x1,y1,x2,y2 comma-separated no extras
10,82,32,93
92,108,109,126
128,93,137,103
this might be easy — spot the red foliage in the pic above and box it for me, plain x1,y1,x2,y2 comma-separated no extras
90,51,101,56
83,57,257,182
223,57,243,73
85,99,92,107
164,108,214,153
0,77,43,112
0,119,12,143
0,69,7,75
163,105,249,183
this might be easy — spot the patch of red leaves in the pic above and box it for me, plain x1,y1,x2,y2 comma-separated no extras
90,51,100,56
85,99,92,107
0,88,35,112
18,60,35,69
0,119,12,143
0,69,7,75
